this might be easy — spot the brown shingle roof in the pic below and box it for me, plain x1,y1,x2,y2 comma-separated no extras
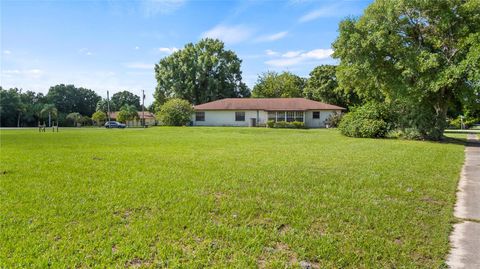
194,98,345,111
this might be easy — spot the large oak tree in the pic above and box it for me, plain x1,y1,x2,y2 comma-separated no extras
333,0,480,140
154,38,250,105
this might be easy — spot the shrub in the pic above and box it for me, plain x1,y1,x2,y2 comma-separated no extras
291,121,305,129
92,111,107,126
325,112,343,128
339,102,396,138
266,120,275,128
272,121,305,129
157,99,193,126
448,116,480,129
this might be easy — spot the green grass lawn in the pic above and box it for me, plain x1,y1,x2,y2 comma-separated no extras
0,127,465,268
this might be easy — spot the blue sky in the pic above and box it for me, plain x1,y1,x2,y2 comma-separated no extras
1,0,372,104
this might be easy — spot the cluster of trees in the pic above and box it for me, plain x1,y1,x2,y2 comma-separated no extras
252,67,361,109
96,91,141,112
0,85,100,127
0,85,144,127
333,0,480,140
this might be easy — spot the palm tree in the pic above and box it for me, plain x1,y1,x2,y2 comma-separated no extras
40,104,57,127
66,112,81,127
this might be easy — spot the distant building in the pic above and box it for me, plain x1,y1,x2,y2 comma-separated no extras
108,111,157,127
193,98,345,128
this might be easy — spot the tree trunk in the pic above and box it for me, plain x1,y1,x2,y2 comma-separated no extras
430,89,449,140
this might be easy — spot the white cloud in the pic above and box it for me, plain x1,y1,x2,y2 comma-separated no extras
299,4,340,22
134,46,140,50
201,25,253,44
158,47,179,54
2,69,44,79
255,31,288,42
3,50,11,55
142,0,186,16
282,50,304,58
302,49,334,59
265,49,278,56
78,48,93,56
124,62,154,69
265,48,334,67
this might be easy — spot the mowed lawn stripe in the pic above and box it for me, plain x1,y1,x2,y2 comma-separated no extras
0,128,464,268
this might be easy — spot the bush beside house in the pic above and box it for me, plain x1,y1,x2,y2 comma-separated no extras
157,99,193,126
339,102,396,138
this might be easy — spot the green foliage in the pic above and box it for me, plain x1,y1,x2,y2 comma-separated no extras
324,112,343,128
154,38,250,105
110,91,141,111
448,115,479,129
0,87,23,127
46,84,100,116
266,120,275,128
339,102,396,138
96,99,109,113
333,0,480,140
79,116,92,126
157,98,193,126
304,65,360,108
92,111,107,126
117,105,138,123
271,121,306,129
66,112,82,127
0,87,49,127
252,71,306,98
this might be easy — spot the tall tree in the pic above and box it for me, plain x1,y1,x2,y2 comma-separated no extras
110,91,141,111
46,84,100,116
92,111,107,126
66,112,82,127
154,38,250,105
40,104,58,127
303,65,361,108
252,71,305,98
117,104,138,123
19,91,46,126
333,0,480,140
0,87,22,127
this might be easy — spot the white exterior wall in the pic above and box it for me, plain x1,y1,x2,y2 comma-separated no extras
193,110,268,126
305,110,341,128
193,109,341,128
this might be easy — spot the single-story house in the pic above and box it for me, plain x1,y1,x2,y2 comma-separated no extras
108,111,157,127
192,98,345,128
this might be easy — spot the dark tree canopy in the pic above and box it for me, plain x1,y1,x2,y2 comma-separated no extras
303,65,361,108
252,71,305,98
110,91,141,111
46,84,100,116
333,0,480,139
0,87,23,127
154,38,250,105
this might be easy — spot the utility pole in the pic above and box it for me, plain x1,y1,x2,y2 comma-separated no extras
107,90,111,124
142,90,145,128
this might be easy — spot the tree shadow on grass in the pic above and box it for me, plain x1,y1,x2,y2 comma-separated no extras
440,136,480,147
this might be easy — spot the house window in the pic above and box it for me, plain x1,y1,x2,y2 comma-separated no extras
235,112,245,121
195,112,205,121
295,111,304,122
313,111,320,119
286,111,295,122
277,112,286,122
268,112,276,121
